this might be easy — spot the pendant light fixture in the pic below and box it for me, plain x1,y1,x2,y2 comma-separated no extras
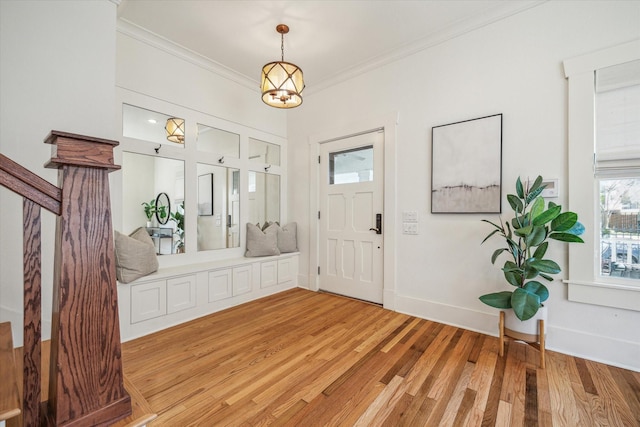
261,24,305,108
165,117,185,143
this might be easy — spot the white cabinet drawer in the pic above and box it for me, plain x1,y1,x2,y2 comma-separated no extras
260,260,278,288
233,265,252,296
131,280,167,323
277,257,296,284
167,275,197,314
209,269,233,302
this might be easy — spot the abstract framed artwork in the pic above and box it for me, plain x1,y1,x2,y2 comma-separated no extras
431,114,502,213
198,173,214,216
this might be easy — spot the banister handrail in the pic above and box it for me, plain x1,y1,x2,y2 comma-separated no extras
0,131,131,426
0,153,61,215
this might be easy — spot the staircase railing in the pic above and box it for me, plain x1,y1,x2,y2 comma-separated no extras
0,131,131,426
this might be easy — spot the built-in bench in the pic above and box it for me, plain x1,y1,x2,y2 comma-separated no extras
117,253,299,341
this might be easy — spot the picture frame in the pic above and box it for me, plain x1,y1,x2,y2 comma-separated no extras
198,173,214,216
431,114,502,213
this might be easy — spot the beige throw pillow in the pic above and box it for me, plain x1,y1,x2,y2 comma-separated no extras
277,222,298,253
245,223,280,257
114,227,159,284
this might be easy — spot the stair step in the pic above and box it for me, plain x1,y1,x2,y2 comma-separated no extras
0,322,20,422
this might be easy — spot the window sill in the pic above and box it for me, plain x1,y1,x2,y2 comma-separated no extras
564,279,640,312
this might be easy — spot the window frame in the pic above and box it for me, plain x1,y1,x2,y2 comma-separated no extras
564,39,640,311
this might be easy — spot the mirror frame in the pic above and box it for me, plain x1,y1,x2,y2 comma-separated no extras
155,192,171,225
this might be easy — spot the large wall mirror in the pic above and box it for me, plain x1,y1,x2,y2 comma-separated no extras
249,138,280,166
197,124,240,159
248,172,280,225
120,99,284,257
197,163,240,251
122,152,185,255
123,104,186,147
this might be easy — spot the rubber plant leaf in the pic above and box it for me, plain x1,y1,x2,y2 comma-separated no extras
532,241,549,259
548,232,585,243
550,212,578,232
508,194,523,213
491,248,508,264
528,259,561,274
567,221,586,236
528,176,544,193
523,280,549,302
503,268,523,288
529,196,545,222
514,224,533,237
482,228,502,245
511,287,541,321
526,185,546,204
526,225,547,247
479,291,513,309
516,177,524,198
532,205,562,226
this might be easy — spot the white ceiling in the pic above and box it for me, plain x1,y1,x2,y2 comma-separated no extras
117,0,544,93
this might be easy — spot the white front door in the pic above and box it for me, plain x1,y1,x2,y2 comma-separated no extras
319,130,384,303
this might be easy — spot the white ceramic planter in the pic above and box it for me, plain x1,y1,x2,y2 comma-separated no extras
503,305,547,341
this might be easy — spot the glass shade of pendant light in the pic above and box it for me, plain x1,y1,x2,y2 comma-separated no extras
261,24,305,108
165,117,185,143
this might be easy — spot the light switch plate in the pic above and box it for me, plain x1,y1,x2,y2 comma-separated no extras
402,211,418,222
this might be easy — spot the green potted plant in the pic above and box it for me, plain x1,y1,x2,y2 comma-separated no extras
480,176,584,326
170,202,185,253
141,199,157,227
142,198,168,227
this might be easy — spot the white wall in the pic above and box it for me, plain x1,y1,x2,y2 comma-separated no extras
288,1,640,370
116,26,286,138
0,0,118,346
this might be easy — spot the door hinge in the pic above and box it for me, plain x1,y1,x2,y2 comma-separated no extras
318,211,321,220
318,266,320,275
318,155,321,164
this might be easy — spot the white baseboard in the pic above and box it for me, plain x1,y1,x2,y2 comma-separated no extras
548,325,640,372
394,293,640,372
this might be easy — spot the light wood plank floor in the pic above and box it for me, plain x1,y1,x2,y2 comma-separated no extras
122,288,640,426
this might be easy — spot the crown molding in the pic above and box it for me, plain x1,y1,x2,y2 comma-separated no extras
307,0,546,95
117,1,545,98
117,19,260,93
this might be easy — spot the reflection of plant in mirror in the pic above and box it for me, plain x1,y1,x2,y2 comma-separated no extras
141,199,167,222
171,202,185,252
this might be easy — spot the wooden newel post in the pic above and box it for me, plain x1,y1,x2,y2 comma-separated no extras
44,131,131,426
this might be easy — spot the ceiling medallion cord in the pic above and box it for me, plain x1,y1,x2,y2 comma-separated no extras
261,24,305,109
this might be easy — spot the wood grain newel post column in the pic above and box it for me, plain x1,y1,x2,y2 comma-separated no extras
44,131,131,426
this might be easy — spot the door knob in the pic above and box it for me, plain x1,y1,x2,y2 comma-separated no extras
370,213,382,234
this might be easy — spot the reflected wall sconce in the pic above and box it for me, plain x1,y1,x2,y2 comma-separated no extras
261,24,305,109
165,117,185,143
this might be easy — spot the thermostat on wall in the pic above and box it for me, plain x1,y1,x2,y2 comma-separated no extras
541,179,558,198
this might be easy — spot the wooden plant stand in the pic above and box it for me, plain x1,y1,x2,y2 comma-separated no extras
499,311,546,368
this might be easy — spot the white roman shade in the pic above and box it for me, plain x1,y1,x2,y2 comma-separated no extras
595,59,640,176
